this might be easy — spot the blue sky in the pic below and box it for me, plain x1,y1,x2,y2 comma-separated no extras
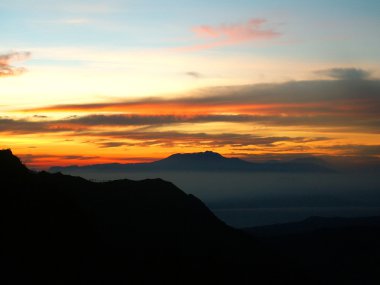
2,0,380,56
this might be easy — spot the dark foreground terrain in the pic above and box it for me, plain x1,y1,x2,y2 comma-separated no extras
245,216,380,284
1,149,379,284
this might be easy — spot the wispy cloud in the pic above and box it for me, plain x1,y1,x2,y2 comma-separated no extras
179,18,280,51
64,114,251,126
78,130,326,148
0,115,329,149
316,67,372,80
0,51,31,77
4,111,378,136
97,141,127,148
320,144,380,157
185,71,202,79
42,18,92,25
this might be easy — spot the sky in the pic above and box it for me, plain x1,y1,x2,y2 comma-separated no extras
1,0,380,168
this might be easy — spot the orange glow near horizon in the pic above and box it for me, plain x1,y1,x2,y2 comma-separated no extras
3,122,378,169
2,79,380,168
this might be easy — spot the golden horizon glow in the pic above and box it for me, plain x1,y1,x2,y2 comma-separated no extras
2,78,380,169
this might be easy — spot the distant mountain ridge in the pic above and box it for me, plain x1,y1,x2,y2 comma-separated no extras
50,150,332,173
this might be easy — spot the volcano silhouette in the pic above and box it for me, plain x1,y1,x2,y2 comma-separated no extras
50,150,331,173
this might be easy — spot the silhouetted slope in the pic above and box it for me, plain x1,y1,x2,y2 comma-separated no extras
0,149,291,285
50,150,332,173
0,148,29,175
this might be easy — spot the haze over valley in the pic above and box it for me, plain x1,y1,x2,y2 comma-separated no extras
50,151,380,227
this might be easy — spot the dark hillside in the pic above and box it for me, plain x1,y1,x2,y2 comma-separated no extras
0,149,290,285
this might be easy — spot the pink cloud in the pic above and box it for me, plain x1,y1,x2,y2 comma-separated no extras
179,19,280,52
0,51,31,77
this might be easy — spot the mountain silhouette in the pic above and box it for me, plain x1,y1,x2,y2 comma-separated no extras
50,150,332,173
2,149,379,284
0,148,30,175
151,151,254,170
0,149,290,284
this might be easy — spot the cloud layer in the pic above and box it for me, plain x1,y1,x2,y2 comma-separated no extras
316,68,372,80
23,79,380,132
5,77,380,167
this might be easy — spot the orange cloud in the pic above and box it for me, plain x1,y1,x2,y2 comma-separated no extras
20,101,297,115
20,80,380,123
179,18,280,52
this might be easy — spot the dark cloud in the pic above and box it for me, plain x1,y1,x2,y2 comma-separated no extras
65,114,255,126
2,107,380,137
0,51,31,77
192,79,380,105
62,155,99,160
245,115,380,132
0,118,49,133
0,114,274,137
27,79,380,112
97,142,127,148
0,117,329,148
62,97,378,129
316,68,371,80
78,129,329,148
19,153,99,165
322,144,380,156
0,118,73,134
185,71,202,78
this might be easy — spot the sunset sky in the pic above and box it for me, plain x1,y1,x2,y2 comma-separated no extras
1,0,380,168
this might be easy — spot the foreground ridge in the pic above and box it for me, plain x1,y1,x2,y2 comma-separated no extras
0,149,280,285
